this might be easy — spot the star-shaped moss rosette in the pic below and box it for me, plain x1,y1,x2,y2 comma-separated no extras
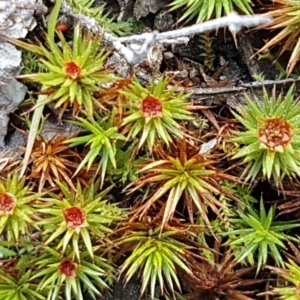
118,224,193,299
0,2,117,118
36,180,125,260
265,242,300,300
30,247,114,300
66,114,126,188
120,76,194,152
221,198,300,274
0,269,44,300
125,140,237,228
24,135,82,192
168,0,252,24
0,174,41,243
231,85,300,186
268,259,300,300
182,240,261,300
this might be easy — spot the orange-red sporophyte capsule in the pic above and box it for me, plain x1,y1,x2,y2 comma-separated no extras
56,24,69,32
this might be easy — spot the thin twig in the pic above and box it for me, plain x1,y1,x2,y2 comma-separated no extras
61,0,272,65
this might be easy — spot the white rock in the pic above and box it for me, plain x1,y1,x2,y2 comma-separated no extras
0,0,38,38
199,138,218,155
0,0,47,147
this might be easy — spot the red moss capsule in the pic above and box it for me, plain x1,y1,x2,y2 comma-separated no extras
56,24,69,32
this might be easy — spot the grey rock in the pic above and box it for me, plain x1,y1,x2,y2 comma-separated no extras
0,78,27,148
0,0,40,38
1,129,27,156
163,51,174,60
106,52,131,78
0,42,22,77
117,0,134,21
134,0,168,20
154,9,174,32
0,41,26,149
41,119,82,141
